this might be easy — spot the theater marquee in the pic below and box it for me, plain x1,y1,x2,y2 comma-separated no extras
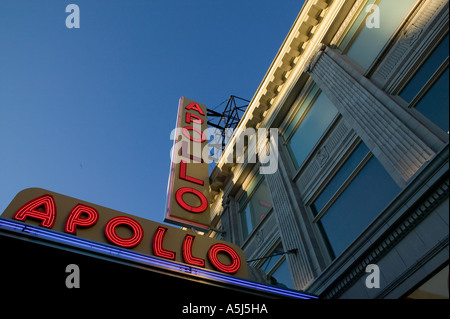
1,188,248,278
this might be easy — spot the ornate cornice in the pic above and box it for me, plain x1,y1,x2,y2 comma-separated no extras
210,0,336,191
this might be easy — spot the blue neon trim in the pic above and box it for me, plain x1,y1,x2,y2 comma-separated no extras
0,218,317,299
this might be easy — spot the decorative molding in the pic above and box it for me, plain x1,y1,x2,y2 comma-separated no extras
316,147,329,167
330,0,366,47
371,0,448,89
243,212,278,258
296,118,357,205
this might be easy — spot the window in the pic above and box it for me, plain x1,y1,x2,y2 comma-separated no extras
400,34,449,133
239,177,273,240
312,142,400,258
285,86,338,170
340,0,417,70
259,242,294,289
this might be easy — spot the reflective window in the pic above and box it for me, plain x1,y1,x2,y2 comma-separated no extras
312,142,400,258
400,34,449,133
313,143,369,214
260,242,294,289
400,35,449,102
341,0,417,70
414,69,449,132
239,177,273,240
286,88,338,170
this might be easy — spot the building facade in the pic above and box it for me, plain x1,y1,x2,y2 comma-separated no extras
208,0,449,298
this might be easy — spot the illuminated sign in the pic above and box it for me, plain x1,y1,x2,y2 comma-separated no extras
165,97,211,230
1,188,248,278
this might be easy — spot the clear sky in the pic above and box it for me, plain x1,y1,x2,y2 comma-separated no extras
0,0,304,224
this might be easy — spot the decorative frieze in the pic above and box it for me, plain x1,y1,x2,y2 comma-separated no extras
242,212,278,258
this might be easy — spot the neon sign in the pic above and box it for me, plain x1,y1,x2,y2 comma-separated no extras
165,97,211,230
2,188,247,278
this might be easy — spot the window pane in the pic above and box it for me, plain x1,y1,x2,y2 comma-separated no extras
239,175,262,207
339,0,377,50
400,34,449,103
240,179,273,239
312,143,369,214
414,68,449,132
269,260,295,289
260,242,284,272
345,0,417,70
318,155,400,257
260,242,294,289
284,85,320,138
287,92,338,169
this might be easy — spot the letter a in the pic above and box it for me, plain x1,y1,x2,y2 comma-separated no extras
365,4,380,29
65,264,80,288
365,264,380,288
13,194,57,228
66,4,80,29
185,103,205,116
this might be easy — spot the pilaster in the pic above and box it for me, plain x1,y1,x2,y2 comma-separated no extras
308,47,444,187
265,160,316,290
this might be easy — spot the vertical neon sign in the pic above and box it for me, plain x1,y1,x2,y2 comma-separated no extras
165,97,211,230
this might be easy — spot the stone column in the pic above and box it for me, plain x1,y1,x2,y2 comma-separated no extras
265,160,316,290
308,46,443,187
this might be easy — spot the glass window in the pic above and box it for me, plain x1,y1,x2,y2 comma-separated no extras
341,0,417,70
286,88,338,169
312,142,400,258
400,34,449,133
313,143,370,214
260,242,294,289
339,0,377,51
400,34,449,103
239,177,273,240
414,69,449,132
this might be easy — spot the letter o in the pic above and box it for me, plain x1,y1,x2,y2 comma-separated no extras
182,126,206,143
104,216,144,248
208,243,241,274
175,187,208,213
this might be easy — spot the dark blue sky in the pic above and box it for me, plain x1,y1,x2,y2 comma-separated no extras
0,0,304,223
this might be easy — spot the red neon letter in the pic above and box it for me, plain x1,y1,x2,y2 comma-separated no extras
185,102,205,116
104,216,143,248
182,234,205,267
65,204,99,235
179,161,204,185
208,243,241,274
182,126,206,143
185,112,203,125
13,194,56,228
175,187,208,213
152,226,176,260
